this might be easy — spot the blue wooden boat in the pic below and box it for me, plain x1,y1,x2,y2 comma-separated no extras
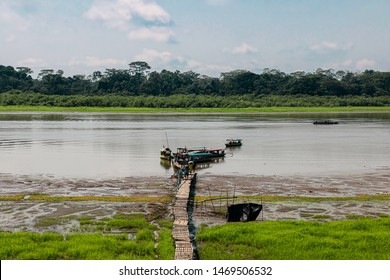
188,148,226,163
173,147,225,165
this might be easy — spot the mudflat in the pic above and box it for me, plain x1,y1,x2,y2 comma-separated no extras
0,170,389,232
194,171,390,225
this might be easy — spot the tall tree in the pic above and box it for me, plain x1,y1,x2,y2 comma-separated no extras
129,61,151,76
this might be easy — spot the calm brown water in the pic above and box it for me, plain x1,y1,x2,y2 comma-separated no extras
1,112,389,179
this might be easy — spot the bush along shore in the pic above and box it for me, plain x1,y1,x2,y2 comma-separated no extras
1,91,390,110
1,62,390,109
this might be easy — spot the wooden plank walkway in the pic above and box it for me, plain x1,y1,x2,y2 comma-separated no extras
172,174,196,260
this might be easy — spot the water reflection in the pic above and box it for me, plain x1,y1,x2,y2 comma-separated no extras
160,159,171,169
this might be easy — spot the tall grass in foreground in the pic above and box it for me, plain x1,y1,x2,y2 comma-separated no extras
0,230,174,260
0,213,174,260
1,218,388,260
197,218,390,260
0,232,154,260
156,228,175,260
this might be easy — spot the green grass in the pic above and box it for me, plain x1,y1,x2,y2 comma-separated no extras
156,228,175,260
0,232,156,260
2,216,389,259
105,214,154,231
312,214,332,219
197,217,390,260
35,216,75,227
34,213,156,232
1,105,390,113
0,212,175,260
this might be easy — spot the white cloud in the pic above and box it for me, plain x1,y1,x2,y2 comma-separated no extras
135,49,174,63
310,41,338,51
84,0,174,42
309,41,352,52
356,58,376,70
226,43,258,54
68,56,126,67
0,3,29,31
17,58,47,68
187,60,232,75
84,0,171,24
128,27,175,42
128,0,171,23
134,49,231,76
134,48,186,70
342,59,353,67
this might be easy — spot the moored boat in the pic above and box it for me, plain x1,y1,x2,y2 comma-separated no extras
160,147,173,160
188,148,225,163
172,146,225,165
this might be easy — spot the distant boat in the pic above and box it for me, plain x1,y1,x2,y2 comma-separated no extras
313,120,339,125
225,139,243,147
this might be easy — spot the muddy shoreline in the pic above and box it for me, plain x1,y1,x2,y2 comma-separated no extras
0,171,389,233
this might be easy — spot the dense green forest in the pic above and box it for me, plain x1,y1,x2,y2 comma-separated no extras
1,62,390,107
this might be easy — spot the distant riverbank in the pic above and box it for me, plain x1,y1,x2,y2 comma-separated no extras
1,105,390,113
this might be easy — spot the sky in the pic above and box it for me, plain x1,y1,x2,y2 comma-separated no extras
1,0,389,78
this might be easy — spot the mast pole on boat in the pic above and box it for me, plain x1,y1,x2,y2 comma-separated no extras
165,132,169,148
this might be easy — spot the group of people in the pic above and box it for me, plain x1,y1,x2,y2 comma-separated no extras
179,165,190,179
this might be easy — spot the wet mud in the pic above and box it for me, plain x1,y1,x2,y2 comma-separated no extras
0,171,389,233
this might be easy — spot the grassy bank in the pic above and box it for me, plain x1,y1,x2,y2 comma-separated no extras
1,105,390,113
197,217,390,260
0,213,174,260
1,217,388,259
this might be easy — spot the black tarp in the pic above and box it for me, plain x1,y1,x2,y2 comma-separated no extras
227,203,262,222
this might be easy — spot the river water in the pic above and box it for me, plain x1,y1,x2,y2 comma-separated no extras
0,112,389,179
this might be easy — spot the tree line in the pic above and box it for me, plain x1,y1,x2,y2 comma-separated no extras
1,62,390,107
2,92,390,108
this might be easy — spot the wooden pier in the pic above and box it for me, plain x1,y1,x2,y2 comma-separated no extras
172,173,197,260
